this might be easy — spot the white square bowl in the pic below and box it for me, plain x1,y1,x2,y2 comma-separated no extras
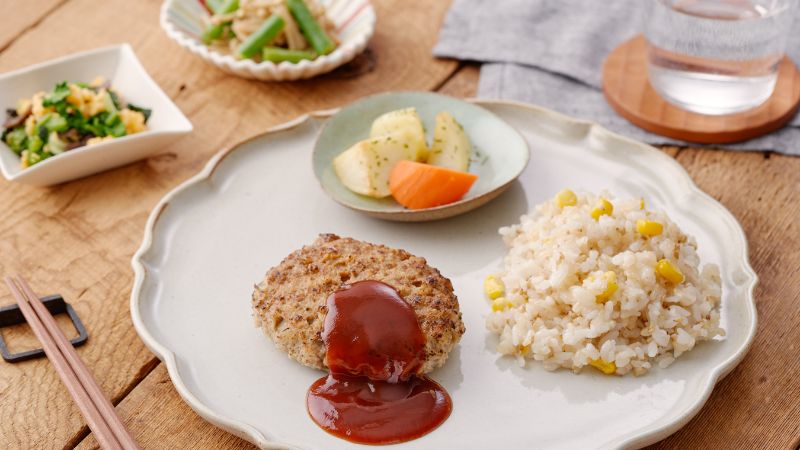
0,44,193,187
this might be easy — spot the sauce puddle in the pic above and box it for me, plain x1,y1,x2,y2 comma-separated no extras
306,280,452,445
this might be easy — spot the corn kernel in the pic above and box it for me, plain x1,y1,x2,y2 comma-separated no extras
636,219,663,237
640,198,646,210
491,297,512,312
484,275,505,299
596,271,618,303
591,198,613,220
589,359,617,375
555,189,577,208
656,259,684,284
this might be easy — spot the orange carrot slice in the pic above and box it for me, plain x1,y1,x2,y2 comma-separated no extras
389,160,478,210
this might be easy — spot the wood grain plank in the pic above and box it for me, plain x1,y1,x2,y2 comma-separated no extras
437,62,479,98
0,0,459,448
74,365,255,450
0,0,67,52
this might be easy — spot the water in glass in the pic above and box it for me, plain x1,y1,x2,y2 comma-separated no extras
644,0,796,115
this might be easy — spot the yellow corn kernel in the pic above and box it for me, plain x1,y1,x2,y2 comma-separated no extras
491,297,512,312
596,271,618,303
640,198,646,210
591,198,613,220
589,359,617,375
484,275,505,299
656,259,684,284
555,189,577,208
636,219,663,237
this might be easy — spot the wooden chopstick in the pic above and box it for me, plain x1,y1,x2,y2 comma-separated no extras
3,277,121,450
15,276,140,450
5,276,139,450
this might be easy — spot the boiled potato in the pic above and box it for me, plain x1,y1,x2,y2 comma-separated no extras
370,108,428,162
427,112,471,172
333,135,417,198
332,141,375,197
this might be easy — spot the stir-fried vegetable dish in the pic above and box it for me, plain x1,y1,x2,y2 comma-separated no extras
202,0,338,63
2,77,151,168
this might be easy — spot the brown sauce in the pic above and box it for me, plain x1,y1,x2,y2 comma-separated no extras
306,280,452,445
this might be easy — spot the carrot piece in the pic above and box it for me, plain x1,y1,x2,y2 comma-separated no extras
389,160,478,210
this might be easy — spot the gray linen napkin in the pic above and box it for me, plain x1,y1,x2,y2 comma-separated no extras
434,0,800,154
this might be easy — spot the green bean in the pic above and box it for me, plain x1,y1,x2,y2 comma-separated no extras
287,0,335,56
262,47,316,63
202,0,239,44
206,0,225,14
237,14,285,59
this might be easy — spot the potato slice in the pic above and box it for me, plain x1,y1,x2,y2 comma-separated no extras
427,112,471,172
370,108,428,162
333,135,417,198
333,141,377,197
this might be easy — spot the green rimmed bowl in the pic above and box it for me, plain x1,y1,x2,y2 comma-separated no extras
313,91,530,222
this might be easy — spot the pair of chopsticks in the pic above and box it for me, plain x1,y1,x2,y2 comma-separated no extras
5,276,139,450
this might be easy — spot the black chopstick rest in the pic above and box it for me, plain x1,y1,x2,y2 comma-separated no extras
0,294,88,363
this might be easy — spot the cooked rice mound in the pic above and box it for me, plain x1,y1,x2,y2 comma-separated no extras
486,191,723,376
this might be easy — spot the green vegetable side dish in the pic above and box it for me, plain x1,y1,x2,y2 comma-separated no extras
1,77,152,168
202,0,338,63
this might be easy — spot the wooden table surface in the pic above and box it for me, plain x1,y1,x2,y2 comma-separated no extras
1,1,798,449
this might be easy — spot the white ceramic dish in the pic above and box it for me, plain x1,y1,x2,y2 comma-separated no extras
131,100,757,450
0,45,192,187
161,0,376,81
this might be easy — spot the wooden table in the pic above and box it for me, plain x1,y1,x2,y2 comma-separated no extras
1,1,798,449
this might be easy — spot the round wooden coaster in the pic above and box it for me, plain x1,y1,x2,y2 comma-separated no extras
602,35,800,144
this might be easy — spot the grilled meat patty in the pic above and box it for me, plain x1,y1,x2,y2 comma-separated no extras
251,234,465,374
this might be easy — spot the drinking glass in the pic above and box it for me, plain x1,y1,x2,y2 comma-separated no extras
644,0,797,115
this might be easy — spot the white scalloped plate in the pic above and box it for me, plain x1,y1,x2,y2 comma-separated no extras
130,100,757,450
161,0,375,81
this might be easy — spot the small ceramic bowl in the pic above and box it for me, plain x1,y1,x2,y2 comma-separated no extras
0,45,193,187
313,92,530,222
161,0,376,81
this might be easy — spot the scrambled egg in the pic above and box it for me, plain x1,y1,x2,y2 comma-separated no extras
119,109,147,134
31,91,53,119
86,136,116,146
66,84,108,117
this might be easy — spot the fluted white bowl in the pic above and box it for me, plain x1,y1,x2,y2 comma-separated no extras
160,0,376,81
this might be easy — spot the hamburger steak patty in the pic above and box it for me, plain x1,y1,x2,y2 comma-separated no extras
251,234,465,374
